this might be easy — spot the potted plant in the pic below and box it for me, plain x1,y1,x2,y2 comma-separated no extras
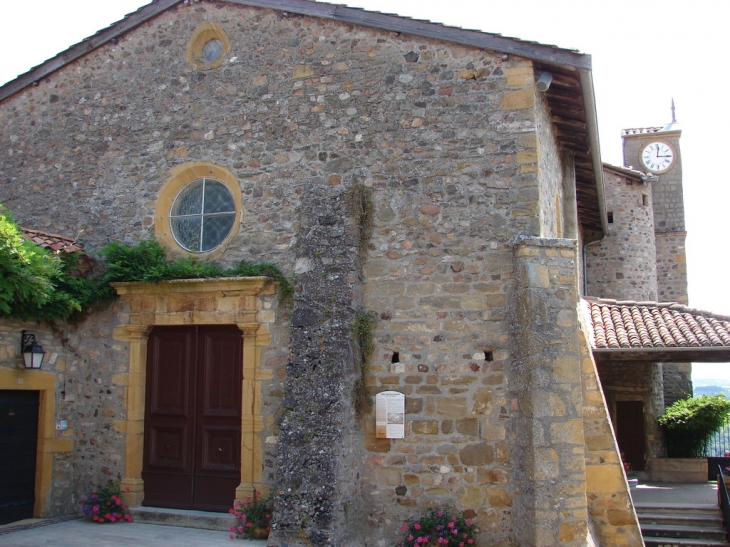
79,476,133,523
396,508,478,547
229,493,273,540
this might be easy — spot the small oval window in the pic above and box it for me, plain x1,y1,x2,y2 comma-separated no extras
170,178,236,253
202,39,224,63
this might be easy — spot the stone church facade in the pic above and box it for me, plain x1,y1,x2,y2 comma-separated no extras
1,1,718,546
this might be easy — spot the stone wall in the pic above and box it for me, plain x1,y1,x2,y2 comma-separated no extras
655,232,688,305
578,329,643,546
535,87,564,238
511,237,589,546
585,168,657,301
595,361,665,461
0,309,126,517
271,186,365,546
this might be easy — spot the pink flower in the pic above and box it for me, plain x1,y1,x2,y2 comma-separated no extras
468,540,474,544
230,527,236,532
407,535,414,541
229,535,235,540
401,525,407,531
448,522,455,528
459,543,464,547
229,508,235,514
465,519,473,526
414,523,421,530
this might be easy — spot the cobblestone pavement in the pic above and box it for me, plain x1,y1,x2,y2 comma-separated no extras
0,519,264,546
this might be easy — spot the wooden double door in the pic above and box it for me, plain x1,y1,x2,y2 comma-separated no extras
142,326,242,512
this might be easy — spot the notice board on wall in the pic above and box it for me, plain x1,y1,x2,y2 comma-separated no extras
375,390,405,439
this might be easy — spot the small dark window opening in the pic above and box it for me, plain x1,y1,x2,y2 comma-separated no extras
391,351,400,363
607,212,614,224
642,194,649,206
484,351,494,362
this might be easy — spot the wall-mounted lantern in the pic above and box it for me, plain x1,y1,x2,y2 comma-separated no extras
21,330,46,369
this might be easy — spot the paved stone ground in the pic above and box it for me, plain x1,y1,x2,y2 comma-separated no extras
0,519,264,546
630,480,719,505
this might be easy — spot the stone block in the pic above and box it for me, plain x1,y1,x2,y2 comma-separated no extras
477,468,508,483
460,443,494,466
455,418,478,436
486,486,512,507
411,420,439,435
438,397,467,417
501,88,534,110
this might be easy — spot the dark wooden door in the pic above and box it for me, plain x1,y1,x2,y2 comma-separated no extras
0,390,39,524
142,326,242,512
616,400,645,471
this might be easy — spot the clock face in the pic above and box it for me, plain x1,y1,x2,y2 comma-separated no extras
641,141,675,173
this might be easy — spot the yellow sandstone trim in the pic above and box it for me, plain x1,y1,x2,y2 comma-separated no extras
0,367,72,517
185,22,231,71
112,277,274,508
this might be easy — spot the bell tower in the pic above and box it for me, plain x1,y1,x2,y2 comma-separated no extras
622,101,687,305
622,102,691,406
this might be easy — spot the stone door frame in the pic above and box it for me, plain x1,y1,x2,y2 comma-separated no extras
112,277,274,507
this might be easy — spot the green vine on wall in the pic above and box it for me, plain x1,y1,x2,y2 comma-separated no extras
353,310,376,416
0,206,292,323
345,184,374,255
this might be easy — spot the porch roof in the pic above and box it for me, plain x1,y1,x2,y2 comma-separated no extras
582,297,730,363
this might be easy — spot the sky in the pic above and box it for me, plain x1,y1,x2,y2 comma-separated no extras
1,0,729,379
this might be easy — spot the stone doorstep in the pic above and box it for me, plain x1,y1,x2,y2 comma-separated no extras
640,524,726,541
635,503,721,515
129,506,236,531
643,539,730,547
638,512,724,528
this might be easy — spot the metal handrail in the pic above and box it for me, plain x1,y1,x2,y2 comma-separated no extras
717,464,730,539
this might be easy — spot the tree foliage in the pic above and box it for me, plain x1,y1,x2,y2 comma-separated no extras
658,395,730,458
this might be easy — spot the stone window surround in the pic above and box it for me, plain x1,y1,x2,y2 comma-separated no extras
185,22,231,71
0,367,73,517
111,277,274,508
155,161,242,261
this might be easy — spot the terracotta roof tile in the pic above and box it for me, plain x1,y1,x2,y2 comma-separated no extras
583,297,730,350
20,227,82,254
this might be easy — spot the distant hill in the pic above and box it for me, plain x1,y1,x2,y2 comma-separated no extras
694,385,730,397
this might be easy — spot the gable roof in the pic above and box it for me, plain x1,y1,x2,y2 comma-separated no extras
0,0,605,233
0,0,591,103
583,297,730,363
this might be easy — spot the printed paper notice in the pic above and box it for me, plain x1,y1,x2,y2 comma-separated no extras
376,390,405,439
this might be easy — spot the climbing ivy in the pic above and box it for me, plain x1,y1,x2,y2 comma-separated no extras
0,206,292,323
345,184,374,255
352,310,376,416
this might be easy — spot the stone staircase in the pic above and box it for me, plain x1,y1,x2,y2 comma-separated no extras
129,506,236,531
636,503,730,547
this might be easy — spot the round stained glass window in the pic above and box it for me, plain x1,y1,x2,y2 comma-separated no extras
202,38,224,63
170,178,236,253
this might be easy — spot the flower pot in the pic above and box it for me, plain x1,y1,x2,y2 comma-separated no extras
250,528,269,539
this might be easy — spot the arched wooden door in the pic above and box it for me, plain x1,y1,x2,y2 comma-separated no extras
142,325,242,512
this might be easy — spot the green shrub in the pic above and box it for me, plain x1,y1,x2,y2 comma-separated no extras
658,395,730,458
